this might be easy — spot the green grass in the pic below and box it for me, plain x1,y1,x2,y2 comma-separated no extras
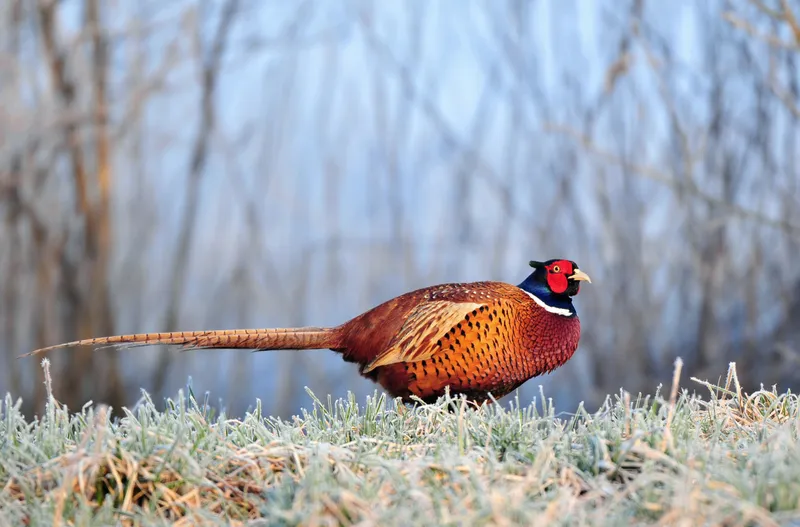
1,360,800,526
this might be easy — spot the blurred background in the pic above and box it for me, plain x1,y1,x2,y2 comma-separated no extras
2,0,799,418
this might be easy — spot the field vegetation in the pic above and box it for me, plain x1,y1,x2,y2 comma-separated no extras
2,360,799,526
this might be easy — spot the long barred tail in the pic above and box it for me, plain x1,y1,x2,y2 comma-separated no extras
21,327,342,358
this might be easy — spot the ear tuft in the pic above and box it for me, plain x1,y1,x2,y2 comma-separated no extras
529,260,544,269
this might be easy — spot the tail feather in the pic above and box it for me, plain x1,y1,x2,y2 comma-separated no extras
20,327,341,358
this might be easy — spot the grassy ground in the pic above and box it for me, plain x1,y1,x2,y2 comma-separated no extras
1,360,799,526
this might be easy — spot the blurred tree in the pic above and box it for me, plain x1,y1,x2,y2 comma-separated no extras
1,0,798,417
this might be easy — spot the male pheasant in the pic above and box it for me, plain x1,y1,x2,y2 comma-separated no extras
26,259,591,404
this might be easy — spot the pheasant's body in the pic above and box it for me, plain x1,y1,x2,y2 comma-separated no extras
25,259,590,404
339,281,580,402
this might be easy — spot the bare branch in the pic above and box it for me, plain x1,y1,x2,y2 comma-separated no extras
355,13,542,235
157,0,240,395
548,124,800,236
780,0,800,45
723,12,799,50
37,0,89,219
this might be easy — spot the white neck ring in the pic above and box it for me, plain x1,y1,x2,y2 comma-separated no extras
521,290,573,317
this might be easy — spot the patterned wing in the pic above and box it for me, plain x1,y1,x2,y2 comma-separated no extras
362,300,484,372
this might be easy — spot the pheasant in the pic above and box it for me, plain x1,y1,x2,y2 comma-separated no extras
25,259,591,404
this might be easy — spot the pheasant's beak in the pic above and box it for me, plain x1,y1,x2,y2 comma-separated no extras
569,269,592,284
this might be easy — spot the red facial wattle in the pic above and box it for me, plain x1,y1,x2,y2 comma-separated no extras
545,261,574,294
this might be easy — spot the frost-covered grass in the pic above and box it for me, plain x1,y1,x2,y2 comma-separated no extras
1,360,800,526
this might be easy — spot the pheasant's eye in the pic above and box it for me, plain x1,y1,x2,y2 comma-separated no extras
552,265,561,273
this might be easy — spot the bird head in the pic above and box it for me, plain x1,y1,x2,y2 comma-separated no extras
528,259,591,297
519,259,591,316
